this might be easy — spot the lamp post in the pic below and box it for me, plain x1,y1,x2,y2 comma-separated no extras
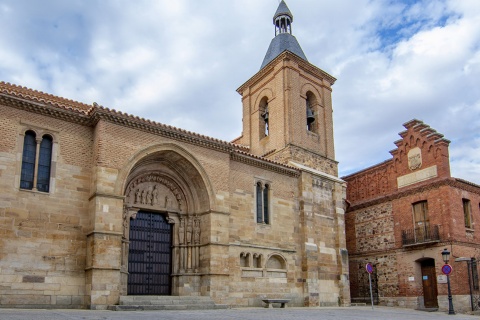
441,248,455,315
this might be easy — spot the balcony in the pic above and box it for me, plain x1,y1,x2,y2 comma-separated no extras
402,224,440,247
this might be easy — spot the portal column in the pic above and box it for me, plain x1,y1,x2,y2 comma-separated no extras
85,191,124,309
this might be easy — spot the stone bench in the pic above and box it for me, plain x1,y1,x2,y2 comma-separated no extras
262,299,291,308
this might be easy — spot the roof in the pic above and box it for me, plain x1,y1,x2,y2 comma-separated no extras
0,81,305,177
260,33,308,69
0,81,92,114
273,0,293,22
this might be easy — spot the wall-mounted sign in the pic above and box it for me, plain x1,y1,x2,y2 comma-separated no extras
397,165,438,188
408,277,415,282
437,275,447,284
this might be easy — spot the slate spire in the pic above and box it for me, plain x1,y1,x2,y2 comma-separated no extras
260,1,308,69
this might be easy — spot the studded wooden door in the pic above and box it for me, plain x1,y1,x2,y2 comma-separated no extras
128,211,172,295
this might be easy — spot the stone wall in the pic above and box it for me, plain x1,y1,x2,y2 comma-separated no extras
0,104,93,308
346,202,398,303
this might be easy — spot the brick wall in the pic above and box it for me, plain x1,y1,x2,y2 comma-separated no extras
345,120,480,311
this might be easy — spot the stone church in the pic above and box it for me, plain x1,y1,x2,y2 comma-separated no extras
0,1,350,309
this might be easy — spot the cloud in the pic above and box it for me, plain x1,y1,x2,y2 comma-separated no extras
0,0,479,183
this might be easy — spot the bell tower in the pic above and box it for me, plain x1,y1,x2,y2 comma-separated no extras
235,0,338,175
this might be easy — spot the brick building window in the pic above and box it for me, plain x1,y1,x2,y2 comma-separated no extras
20,130,53,192
256,181,270,224
463,199,473,229
413,201,429,226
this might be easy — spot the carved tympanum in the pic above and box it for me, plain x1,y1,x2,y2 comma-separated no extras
125,174,185,212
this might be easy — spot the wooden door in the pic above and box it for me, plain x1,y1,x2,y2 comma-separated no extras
421,261,438,308
413,201,429,241
128,211,172,295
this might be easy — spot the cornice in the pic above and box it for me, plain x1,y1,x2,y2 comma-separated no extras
297,62,336,86
0,94,92,126
93,107,241,154
0,81,93,112
342,159,392,180
237,64,275,94
347,177,480,212
237,51,336,94
230,151,300,177
287,143,338,165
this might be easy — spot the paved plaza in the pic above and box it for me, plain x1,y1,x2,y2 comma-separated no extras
0,307,478,320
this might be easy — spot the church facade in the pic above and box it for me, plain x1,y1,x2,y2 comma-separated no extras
0,1,350,309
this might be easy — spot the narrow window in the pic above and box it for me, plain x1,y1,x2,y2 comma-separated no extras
256,182,263,223
20,131,37,190
305,92,318,133
37,135,53,192
263,184,270,224
463,199,472,228
259,97,269,138
256,182,270,224
240,253,250,267
20,131,53,192
306,96,314,131
253,254,262,268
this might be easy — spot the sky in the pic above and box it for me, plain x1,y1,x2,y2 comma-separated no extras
0,0,479,183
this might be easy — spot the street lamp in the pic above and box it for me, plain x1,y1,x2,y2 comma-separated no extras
441,248,455,315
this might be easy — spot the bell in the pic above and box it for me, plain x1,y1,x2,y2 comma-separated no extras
307,108,315,124
262,109,269,123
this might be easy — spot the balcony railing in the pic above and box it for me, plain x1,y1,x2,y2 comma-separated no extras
402,224,440,246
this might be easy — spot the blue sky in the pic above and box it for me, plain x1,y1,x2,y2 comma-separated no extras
1,0,479,183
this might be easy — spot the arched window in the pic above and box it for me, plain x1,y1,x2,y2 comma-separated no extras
306,92,316,132
253,253,262,268
259,97,269,138
20,131,53,192
256,181,270,224
256,182,263,223
240,252,250,267
37,135,53,192
20,131,37,190
263,184,270,224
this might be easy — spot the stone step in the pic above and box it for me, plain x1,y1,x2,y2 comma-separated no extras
120,295,215,305
109,304,229,311
110,296,229,311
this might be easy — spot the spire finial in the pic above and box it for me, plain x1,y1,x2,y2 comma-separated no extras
274,0,293,36
260,0,308,69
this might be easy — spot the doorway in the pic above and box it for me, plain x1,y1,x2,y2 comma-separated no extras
128,211,172,295
420,259,438,308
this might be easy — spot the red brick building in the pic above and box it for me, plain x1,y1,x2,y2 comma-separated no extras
344,119,480,312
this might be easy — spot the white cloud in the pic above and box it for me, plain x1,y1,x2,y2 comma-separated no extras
0,0,479,183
